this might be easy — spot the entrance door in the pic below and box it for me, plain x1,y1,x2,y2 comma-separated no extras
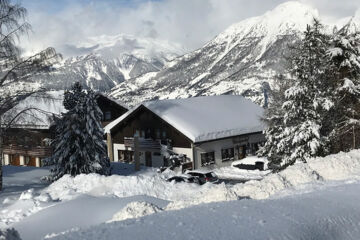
235,145,246,160
27,156,37,167
145,151,152,167
10,155,20,166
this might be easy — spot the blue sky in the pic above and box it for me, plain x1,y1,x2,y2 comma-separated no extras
20,0,360,56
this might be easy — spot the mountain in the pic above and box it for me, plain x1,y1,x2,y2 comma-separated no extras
109,1,320,107
34,34,184,91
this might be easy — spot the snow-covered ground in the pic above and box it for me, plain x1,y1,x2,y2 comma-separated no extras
2,150,360,239
50,181,360,240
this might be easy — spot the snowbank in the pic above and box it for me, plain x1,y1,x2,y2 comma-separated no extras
44,169,236,207
12,195,168,240
233,150,360,199
109,202,163,222
48,181,360,240
45,149,360,205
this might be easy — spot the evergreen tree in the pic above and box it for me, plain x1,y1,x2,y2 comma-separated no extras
327,25,360,152
259,19,332,168
63,82,86,111
50,83,110,180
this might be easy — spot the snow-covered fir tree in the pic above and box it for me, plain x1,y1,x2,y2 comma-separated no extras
328,24,360,152
259,19,333,168
63,82,86,110
49,83,110,180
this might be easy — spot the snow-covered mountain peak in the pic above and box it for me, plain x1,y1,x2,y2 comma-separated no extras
75,34,185,63
214,1,318,44
33,34,185,91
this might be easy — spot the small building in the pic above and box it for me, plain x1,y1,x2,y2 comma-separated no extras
104,95,265,170
2,92,128,167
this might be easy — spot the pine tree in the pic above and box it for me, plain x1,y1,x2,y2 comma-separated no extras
49,83,110,180
328,25,360,152
63,82,86,110
259,19,332,168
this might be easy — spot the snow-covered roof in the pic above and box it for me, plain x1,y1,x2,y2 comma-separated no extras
7,91,128,129
4,91,65,129
105,95,264,143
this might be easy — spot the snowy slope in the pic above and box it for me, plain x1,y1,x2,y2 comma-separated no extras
109,1,321,107
50,182,360,240
33,34,184,92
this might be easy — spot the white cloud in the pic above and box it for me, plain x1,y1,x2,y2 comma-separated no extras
21,0,360,57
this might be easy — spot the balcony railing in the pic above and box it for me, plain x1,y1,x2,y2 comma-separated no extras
3,145,52,157
124,137,164,150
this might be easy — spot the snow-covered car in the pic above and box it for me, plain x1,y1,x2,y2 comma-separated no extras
167,175,201,184
185,171,219,184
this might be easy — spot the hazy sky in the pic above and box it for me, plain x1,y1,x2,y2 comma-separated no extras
20,0,360,56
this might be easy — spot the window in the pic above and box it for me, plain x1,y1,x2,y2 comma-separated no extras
221,148,234,162
104,111,111,121
201,152,215,166
118,150,134,163
134,129,140,137
156,129,160,139
162,131,167,139
145,129,151,139
25,156,31,165
235,145,246,160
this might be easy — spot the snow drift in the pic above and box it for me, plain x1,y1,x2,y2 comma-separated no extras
233,150,360,199
45,149,360,208
109,201,163,222
44,169,237,205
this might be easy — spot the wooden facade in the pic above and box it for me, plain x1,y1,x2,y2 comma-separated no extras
111,106,192,149
2,94,128,167
2,127,53,167
97,95,128,127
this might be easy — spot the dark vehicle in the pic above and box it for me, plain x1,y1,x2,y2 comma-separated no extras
167,175,201,184
185,171,219,184
233,161,265,171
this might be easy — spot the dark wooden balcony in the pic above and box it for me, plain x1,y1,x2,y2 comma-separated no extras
3,145,52,158
124,137,162,150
